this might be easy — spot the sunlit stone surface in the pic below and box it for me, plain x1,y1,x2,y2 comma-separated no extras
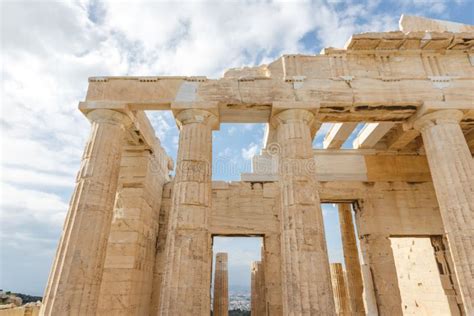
41,15,473,316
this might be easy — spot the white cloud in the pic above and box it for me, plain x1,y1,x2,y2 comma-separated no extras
0,183,68,227
241,142,259,160
228,126,237,135
218,147,233,158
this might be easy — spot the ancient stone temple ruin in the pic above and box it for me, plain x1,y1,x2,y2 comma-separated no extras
40,15,473,315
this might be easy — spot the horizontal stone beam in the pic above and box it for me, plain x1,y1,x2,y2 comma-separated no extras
242,150,432,182
386,124,420,150
323,122,358,149
352,122,395,149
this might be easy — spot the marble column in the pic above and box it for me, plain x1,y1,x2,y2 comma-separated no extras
159,109,216,316
213,253,228,316
330,263,350,316
41,109,131,316
251,261,266,316
414,110,474,315
338,204,365,315
272,109,335,315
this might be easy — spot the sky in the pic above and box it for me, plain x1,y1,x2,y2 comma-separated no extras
1,0,473,297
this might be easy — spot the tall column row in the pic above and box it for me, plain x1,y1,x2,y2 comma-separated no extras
338,204,365,316
414,110,474,315
272,109,336,315
159,109,216,315
41,110,131,315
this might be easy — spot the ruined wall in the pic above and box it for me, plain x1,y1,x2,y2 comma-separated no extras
210,181,282,315
97,144,170,315
318,179,446,315
152,172,449,316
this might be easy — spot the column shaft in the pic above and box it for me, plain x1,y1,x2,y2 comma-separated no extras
251,261,266,316
359,234,402,315
273,109,335,315
330,263,351,316
159,109,215,316
41,110,130,315
213,253,228,316
415,110,474,314
338,204,365,315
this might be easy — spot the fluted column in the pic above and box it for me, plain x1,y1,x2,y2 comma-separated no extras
338,204,365,315
272,109,336,315
41,109,131,316
330,263,350,316
414,110,474,314
159,109,216,316
213,253,228,316
251,261,266,316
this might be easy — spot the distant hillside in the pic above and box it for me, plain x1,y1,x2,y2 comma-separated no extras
11,292,42,304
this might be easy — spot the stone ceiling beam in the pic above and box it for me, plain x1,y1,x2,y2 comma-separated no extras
352,122,395,149
386,124,420,150
323,122,358,149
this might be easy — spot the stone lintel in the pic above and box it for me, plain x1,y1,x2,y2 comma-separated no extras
246,150,432,182
271,101,320,118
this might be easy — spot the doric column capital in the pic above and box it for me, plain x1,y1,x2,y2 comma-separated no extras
175,109,218,129
413,109,463,132
86,109,132,127
271,109,316,127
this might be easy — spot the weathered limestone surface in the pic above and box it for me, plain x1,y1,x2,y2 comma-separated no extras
272,109,336,315
414,110,474,315
0,302,41,316
359,234,403,315
149,182,173,315
337,204,365,315
251,261,266,316
391,237,452,315
400,14,474,32
159,109,216,316
213,253,228,316
96,144,169,315
41,110,131,316
352,180,447,316
263,234,283,315
330,263,350,316
431,236,465,315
